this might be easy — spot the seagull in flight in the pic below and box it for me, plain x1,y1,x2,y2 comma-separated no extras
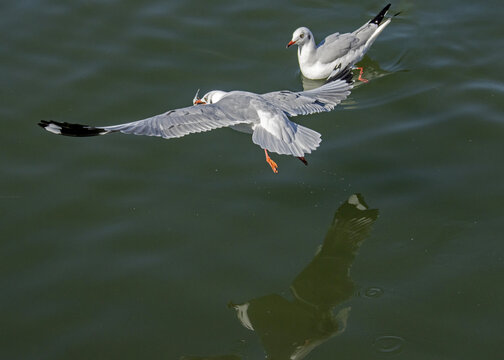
39,70,353,173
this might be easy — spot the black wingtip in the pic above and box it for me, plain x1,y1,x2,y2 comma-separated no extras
325,66,354,85
369,3,391,25
38,120,107,137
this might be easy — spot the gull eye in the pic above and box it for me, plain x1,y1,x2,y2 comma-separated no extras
300,33,304,39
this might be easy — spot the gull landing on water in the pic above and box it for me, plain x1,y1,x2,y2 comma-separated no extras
287,3,399,81
39,69,353,173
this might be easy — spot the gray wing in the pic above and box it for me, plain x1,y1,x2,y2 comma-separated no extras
261,74,353,117
101,103,246,139
351,22,379,45
316,33,359,64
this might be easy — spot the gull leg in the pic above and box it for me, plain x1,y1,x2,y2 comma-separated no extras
297,157,308,166
356,66,369,83
264,149,278,173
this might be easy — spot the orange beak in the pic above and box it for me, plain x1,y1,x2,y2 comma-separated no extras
194,99,206,105
286,40,296,48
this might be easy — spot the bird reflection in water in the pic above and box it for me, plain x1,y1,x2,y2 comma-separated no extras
301,56,393,91
181,194,378,360
231,194,379,360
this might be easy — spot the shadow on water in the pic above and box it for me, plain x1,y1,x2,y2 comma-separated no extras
181,194,379,360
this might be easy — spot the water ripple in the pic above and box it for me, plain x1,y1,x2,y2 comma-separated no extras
373,335,405,355
363,287,384,299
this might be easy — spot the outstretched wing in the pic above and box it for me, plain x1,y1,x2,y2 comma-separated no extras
102,104,244,139
39,104,247,139
261,69,353,117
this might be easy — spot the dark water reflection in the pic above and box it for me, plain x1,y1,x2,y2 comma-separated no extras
183,194,378,360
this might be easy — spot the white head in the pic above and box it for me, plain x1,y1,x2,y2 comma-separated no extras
193,90,229,105
286,27,313,48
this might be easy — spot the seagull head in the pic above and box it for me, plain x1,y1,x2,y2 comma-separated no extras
193,90,229,105
287,27,312,48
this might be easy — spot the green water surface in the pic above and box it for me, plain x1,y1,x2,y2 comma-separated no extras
1,0,503,359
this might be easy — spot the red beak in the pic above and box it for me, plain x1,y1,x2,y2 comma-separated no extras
194,99,206,105
286,40,296,48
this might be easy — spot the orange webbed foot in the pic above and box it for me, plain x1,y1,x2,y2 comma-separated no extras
264,149,279,173
356,66,369,83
